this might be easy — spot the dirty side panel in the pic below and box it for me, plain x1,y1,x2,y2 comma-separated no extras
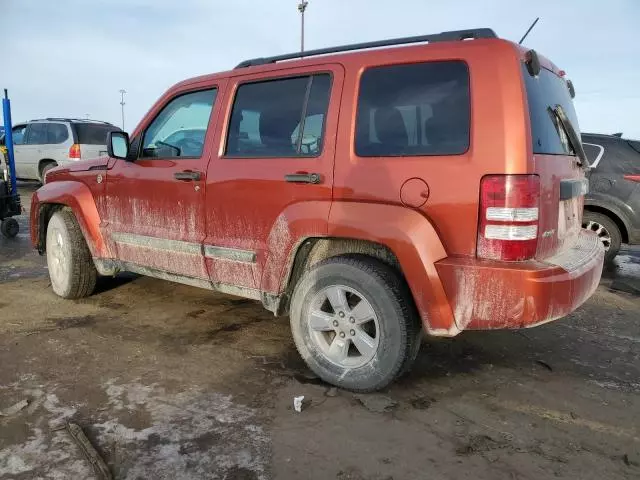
103,159,210,279
331,39,529,258
204,64,344,292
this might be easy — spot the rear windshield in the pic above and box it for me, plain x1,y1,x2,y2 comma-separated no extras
522,65,580,156
74,123,120,145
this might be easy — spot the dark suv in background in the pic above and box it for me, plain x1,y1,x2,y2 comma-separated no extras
582,133,640,261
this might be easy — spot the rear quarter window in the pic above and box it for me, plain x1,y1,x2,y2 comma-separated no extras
628,140,640,155
603,139,640,174
523,66,580,155
74,124,120,145
583,137,640,174
582,142,604,167
355,61,470,157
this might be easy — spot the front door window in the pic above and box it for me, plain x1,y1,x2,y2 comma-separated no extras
141,89,217,159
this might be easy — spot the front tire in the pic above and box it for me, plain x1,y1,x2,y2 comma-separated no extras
46,209,97,298
582,211,621,262
290,255,421,392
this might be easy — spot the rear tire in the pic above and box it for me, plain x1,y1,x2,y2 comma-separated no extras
290,254,421,392
46,209,97,298
582,211,621,262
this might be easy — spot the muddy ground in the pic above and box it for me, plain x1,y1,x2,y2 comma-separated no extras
1,182,639,480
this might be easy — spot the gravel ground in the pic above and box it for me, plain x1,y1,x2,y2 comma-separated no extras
0,182,639,480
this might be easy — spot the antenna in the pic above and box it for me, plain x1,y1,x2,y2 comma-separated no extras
519,17,539,45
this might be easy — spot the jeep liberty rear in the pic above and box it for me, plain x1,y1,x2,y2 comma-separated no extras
30,28,603,391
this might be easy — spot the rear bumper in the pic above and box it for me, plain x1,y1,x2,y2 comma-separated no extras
435,230,604,331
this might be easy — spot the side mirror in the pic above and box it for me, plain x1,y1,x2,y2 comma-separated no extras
107,131,130,160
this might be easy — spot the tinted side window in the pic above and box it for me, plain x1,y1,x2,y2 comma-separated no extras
291,75,332,156
75,124,120,145
12,125,27,145
582,143,604,167
226,74,331,158
598,139,640,174
142,89,217,158
46,123,69,144
355,61,470,157
26,123,48,145
523,66,580,155
628,140,640,155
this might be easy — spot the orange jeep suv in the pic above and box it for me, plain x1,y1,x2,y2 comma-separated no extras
31,29,604,391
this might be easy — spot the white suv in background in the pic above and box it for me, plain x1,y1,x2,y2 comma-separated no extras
2,118,121,182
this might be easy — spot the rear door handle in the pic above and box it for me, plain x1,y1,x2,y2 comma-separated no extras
174,170,202,181
284,172,321,184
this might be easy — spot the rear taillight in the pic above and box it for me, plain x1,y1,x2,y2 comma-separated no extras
623,174,640,183
477,175,540,261
68,144,81,159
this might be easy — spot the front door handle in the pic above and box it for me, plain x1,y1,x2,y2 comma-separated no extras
284,172,321,184
174,170,202,181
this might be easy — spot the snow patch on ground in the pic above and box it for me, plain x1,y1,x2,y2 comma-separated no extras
614,254,640,279
1,380,269,480
589,379,640,393
96,380,269,480
0,390,91,479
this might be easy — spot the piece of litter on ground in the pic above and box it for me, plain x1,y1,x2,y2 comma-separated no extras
0,399,29,416
293,395,305,412
66,422,113,480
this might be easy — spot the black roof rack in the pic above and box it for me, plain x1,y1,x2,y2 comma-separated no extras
583,132,625,138
236,28,497,69
30,117,115,126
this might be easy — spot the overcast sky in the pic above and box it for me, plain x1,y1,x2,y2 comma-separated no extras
3,0,639,138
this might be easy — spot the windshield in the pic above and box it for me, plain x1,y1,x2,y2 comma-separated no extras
522,65,580,156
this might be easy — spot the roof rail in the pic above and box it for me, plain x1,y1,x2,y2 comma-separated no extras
29,117,114,125
236,28,497,69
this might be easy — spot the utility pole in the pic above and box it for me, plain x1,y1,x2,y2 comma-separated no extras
298,1,308,53
119,89,126,130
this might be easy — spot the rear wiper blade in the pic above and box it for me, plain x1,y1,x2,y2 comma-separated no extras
549,105,590,169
